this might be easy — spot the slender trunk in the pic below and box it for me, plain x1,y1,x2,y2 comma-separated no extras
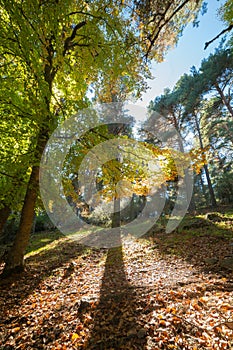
3,132,49,276
129,194,136,221
203,164,217,207
188,194,196,213
194,114,217,207
173,115,195,212
112,197,120,228
215,83,233,118
0,205,11,236
199,171,208,204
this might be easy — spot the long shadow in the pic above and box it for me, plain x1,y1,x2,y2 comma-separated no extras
0,237,88,316
86,243,147,349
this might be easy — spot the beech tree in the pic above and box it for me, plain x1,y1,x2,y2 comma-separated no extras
0,0,204,275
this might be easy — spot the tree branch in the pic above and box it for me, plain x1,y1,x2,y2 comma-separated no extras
145,0,195,58
63,21,86,56
0,171,19,179
204,24,233,50
67,11,118,39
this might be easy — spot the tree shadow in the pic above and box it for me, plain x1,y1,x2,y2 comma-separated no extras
85,244,147,349
0,237,88,314
0,230,148,349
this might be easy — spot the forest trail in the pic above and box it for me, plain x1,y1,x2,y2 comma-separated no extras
1,226,233,349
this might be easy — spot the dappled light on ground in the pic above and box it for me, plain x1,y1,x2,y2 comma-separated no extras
0,210,233,349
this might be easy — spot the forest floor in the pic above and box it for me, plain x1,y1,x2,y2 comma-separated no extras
0,207,233,349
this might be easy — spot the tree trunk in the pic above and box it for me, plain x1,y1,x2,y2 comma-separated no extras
194,114,217,207
203,164,217,207
215,83,233,118
2,37,57,276
188,194,196,213
129,194,136,221
2,166,39,275
0,205,11,236
172,113,196,211
112,197,120,228
2,131,49,276
199,170,208,203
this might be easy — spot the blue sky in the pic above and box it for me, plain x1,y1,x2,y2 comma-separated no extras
136,0,228,107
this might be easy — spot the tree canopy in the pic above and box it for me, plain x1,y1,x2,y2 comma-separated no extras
149,46,233,209
1,0,230,276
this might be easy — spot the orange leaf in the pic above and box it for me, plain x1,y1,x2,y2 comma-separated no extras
12,327,20,333
71,333,80,341
159,319,166,325
193,303,201,311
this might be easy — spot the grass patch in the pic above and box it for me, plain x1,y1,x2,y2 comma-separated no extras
24,209,233,261
144,208,233,258
26,230,65,256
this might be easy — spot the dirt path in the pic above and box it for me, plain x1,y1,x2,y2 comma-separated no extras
0,234,233,349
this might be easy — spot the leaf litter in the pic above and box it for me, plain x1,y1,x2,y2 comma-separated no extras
0,229,233,349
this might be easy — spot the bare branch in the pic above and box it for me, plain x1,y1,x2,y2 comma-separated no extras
204,24,233,50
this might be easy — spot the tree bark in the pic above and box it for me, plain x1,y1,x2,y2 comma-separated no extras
112,197,121,228
2,34,55,276
199,170,208,203
194,114,217,207
173,113,195,212
2,132,49,276
203,164,217,207
188,194,196,213
215,83,233,118
2,166,39,274
1,20,69,276
0,205,11,236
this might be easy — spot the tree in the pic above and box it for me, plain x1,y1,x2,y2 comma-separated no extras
204,0,233,50
199,49,233,118
148,88,187,151
0,0,204,275
200,97,233,204
135,0,204,60
174,72,217,207
0,0,142,274
148,87,204,211
169,48,233,207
